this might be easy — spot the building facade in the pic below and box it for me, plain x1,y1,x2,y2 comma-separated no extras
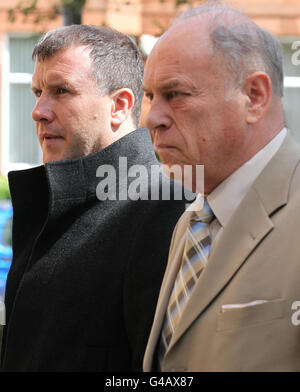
0,0,300,173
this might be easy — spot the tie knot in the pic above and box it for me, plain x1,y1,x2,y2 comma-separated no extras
191,198,214,224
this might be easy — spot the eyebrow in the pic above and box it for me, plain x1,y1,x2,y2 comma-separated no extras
31,83,40,93
31,81,73,91
161,81,181,91
142,85,150,93
143,80,180,94
143,80,199,97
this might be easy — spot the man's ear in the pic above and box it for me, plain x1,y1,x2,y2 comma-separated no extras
110,88,135,129
244,72,272,124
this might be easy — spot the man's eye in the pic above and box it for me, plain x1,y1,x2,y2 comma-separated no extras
145,93,153,102
167,91,181,100
33,90,42,98
56,87,68,94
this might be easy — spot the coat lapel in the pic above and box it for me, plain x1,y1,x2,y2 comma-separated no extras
144,131,300,370
144,190,272,368
167,131,300,352
169,187,273,349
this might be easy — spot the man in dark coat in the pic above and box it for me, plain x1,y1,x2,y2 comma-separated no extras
0,25,188,371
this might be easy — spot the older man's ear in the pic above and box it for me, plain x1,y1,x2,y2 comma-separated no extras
244,72,272,124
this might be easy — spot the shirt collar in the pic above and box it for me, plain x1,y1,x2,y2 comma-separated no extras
207,128,287,228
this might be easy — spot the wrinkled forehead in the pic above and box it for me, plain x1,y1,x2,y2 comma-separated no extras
34,45,93,70
32,46,95,86
152,18,213,61
145,20,213,81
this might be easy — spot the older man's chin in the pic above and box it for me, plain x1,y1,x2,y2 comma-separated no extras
160,160,203,195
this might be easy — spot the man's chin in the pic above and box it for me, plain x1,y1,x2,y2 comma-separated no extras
42,149,65,164
43,149,85,164
43,155,62,164
160,160,203,194
156,147,178,165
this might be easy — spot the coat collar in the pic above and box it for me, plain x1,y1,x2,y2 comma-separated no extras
9,128,155,205
44,127,156,202
9,127,157,226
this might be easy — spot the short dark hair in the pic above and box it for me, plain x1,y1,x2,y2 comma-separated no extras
32,24,144,126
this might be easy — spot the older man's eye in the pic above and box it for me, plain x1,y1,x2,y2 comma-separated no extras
56,87,68,94
167,91,182,100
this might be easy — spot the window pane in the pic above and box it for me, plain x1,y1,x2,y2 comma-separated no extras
9,36,39,74
9,83,41,165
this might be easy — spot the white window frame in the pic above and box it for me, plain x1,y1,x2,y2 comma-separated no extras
1,33,9,175
1,33,41,175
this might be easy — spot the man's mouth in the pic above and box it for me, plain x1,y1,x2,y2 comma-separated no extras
44,136,63,140
41,132,64,142
41,133,64,148
155,144,174,151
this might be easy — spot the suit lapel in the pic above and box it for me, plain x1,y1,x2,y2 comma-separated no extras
144,132,300,370
169,187,273,349
168,131,300,350
144,191,272,367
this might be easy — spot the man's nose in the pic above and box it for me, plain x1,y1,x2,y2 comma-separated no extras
32,93,55,123
145,98,172,132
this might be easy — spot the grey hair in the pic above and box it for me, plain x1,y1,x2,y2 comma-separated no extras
174,2,284,97
32,25,144,126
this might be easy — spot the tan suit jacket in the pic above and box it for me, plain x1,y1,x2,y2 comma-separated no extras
144,131,300,371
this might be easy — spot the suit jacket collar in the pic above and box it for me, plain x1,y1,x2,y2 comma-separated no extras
207,128,287,228
150,130,300,363
253,130,300,216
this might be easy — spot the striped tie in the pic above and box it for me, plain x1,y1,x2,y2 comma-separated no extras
158,200,214,366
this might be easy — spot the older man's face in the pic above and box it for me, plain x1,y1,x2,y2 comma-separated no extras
144,21,250,192
31,46,113,164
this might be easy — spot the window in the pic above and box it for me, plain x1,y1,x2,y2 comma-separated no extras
1,34,42,174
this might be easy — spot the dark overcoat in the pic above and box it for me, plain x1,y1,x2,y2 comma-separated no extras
1,128,188,371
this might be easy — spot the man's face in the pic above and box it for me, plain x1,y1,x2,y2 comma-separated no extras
144,21,249,192
31,46,113,164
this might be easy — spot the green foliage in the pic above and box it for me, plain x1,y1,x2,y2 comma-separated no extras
175,0,188,7
22,0,38,15
8,0,60,24
7,0,86,24
62,0,86,11
8,0,192,25
0,177,10,201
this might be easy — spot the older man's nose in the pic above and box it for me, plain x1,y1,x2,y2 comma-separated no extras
145,99,172,132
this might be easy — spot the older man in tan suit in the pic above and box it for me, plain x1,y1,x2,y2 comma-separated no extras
143,2,300,371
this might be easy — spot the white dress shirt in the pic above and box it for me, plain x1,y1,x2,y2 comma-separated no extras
196,128,287,250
